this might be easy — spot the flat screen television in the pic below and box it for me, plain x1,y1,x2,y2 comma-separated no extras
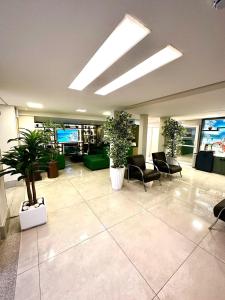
200,118,225,156
56,129,79,143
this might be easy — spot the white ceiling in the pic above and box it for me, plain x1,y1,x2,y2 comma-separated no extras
0,0,225,117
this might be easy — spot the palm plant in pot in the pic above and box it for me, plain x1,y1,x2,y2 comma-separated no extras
103,111,133,190
0,129,49,230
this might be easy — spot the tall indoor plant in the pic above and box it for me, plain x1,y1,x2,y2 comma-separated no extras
103,111,133,190
0,129,49,229
162,118,186,158
43,120,66,177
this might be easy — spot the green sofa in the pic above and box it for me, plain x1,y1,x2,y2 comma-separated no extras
83,146,133,171
83,147,109,171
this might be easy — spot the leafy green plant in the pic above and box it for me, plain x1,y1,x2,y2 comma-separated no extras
0,129,49,206
103,111,134,168
162,118,186,157
42,120,65,161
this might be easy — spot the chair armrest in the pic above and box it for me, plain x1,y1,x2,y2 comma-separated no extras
127,164,144,179
146,161,159,172
153,159,170,172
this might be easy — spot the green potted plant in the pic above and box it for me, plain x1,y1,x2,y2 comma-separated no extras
0,129,49,230
43,120,66,178
103,111,133,190
162,118,186,158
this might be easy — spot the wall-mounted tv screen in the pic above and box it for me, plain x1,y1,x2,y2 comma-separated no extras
200,118,225,156
56,129,78,143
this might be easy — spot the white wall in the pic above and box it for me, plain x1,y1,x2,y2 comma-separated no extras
0,105,18,182
138,114,148,156
0,164,8,233
146,118,160,160
18,115,35,130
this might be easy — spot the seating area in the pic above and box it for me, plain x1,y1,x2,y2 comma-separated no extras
127,155,161,191
83,146,109,170
0,2,225,300
152,152,182,178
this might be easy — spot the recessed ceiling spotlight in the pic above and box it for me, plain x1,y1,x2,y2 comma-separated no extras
27,102,43,109
102,111,111,116
76,109,87,113
95,45,183,96
68,14,150,91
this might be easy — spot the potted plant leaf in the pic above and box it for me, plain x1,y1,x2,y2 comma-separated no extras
103,111,133,190
43,120,65,178
162,118,186,158
0,129,49,230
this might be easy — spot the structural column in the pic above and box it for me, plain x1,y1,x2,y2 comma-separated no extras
138,114,148,157
158,117,169,152
0,161,9,239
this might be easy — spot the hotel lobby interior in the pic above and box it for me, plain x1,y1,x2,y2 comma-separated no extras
0,1,225,300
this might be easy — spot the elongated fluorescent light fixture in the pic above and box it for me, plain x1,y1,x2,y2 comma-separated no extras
68,14,150,90
76,109,87,113
27,102,43,109
95,45,183,95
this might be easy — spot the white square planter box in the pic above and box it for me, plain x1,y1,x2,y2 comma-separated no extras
19,198,47,230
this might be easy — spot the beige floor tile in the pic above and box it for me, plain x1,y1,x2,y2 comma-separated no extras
40,232,156,300
11,164,225,300
148,199,210,243
69,168,110,185
158,247,225,300
37,202,104,262
110,211,195,293
200,224,225,263
36,179,83,212
15,266,40,300
121,182,170,209
58,164,92,180
17,228,38,275
88,192,143,228
75,178,113,201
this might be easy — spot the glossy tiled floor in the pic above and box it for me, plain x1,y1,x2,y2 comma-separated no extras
14,163,225,300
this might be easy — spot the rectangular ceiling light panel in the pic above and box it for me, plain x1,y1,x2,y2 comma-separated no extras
68,14,150,90
95,45,183,95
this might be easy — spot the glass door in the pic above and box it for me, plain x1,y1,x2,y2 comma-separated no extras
178,127,196,164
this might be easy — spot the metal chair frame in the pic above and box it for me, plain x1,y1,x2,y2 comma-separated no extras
153,156,182,179
209,206,225,230
127,161,160,192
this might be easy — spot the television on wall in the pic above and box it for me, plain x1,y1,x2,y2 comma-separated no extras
56,129,79,143
200,118,225,156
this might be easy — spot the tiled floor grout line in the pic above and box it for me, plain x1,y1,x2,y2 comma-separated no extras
198,237,225,266
17,263,39,277
13,230,21,300
74,175,225,296
69,178,115,202
107,229,157,298
75,188,157,298
156,243,199,296
19,186,144,272
144,208,201,246
37,229,106,267
17,231,106,276
36,228,42,300
15,170,225,297
155,221,225,297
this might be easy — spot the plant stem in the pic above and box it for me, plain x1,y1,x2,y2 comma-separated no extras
25,178,33,206
31,175,37,205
